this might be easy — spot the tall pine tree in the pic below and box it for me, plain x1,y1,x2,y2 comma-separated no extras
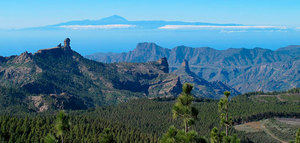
55,111,70,143
161,83,207,143
172,83,198,133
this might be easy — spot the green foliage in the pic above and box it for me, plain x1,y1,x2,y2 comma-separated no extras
296,129,300,143
160,126,207,143
210,127,223,143
99,128,116,143
0,89,298,142
0,114,156,143
210,127,240,143
55,111,71,142
218,91,233,136
263,118,298,141
161,83,206,143
211,91,240,143
45,134,58,143
172,83,198,133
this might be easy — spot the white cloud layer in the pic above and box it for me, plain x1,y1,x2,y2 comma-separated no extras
59,24,136,29
159,25,287,30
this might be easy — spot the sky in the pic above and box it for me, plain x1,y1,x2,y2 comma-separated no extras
1,0,300,29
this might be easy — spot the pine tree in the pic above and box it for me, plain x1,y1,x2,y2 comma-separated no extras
210,127,223,143
295,128,300,143
55,111,70,143
44,134,57,143
210,91,240,143
161,83,207,143
99,128,116,143
218,91,232,137
172,83,198,133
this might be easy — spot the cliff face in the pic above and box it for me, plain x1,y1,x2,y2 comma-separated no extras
87,43,300,93
0,38,181,111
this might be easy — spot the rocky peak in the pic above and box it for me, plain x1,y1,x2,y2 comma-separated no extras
135,42,158,51
181,59,191,73
156,57,169,73
12,51,33,64
63,38,71,50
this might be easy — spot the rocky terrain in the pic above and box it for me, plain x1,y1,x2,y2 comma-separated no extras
87,43,300,93
175,60,240,98
0,38,182,111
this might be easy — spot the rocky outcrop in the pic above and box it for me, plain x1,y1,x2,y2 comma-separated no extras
181,59,191,73
0,51,41,87
63,38,71,50
87,43,300,93
28,92,87,112
36,38,73,56
156,57,169,73
11,51,33,64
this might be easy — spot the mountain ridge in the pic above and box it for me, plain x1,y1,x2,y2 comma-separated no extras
0,38,183,111
87,43,300,93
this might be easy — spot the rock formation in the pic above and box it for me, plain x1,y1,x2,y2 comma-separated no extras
63,38,71,50
175,60,240,99
156,57,169,73
174,60,240,98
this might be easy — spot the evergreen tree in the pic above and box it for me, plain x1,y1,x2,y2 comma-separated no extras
99,128,116,143
161,83,206,143
295,128,300,143
210,127,223,143
218,91,232,137
44,134,57,143
160,126,206,143
172,83,198,133
55,111,70,143
210,91,240,143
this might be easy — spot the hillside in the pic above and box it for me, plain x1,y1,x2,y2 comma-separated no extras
87,43,300,93
0,38,181,111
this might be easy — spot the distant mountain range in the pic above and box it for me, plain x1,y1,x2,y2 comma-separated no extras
87,43,300,93
0,38,245,112
26,15,245,30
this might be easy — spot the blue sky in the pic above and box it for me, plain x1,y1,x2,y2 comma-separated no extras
0,0,300,29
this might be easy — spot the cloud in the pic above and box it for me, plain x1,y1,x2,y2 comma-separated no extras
220,30,247,33
59,24,136,29
158,25,287,30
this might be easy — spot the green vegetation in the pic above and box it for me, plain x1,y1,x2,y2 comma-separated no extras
0,88,299,142
210,91,240,143
99,128,116,143
54,111,71,143
234,118,300,143
296,129,300,143
172,83,199,133
264,118,299,142
161,83,206,143
0,114,156,143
